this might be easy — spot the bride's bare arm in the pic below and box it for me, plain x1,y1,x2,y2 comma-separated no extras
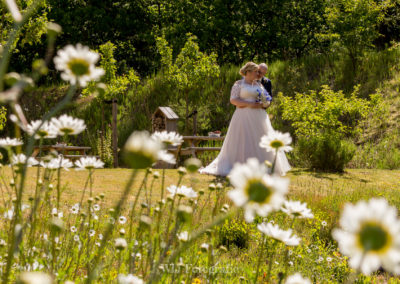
230,98,263,108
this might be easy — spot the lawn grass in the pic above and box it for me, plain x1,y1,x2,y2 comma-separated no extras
4,167,399,211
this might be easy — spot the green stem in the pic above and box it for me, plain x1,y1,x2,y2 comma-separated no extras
254,236,266,284
87,169,138,283
148,207,238,284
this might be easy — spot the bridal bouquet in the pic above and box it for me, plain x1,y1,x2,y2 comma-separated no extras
256,89,272,107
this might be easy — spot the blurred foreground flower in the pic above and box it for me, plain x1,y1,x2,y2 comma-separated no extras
53,44,104,86
257,222,300,246
40,156,73,170
11,154,39,167
151,131,183,146
167,185,198,199
124,131,162,169
332,198,400,275
285,273,311,284
281,200,314,219
25,120,57,139
0,137,23,148
16,271,53,284
51,115,86,136
75,156,104,170
117,274,144,284
259,131,293,153
228,158,289,222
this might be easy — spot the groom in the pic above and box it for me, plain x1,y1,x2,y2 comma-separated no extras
258,63,272,100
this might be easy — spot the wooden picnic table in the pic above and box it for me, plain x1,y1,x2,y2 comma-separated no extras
169,136,225,158
32,145,92,160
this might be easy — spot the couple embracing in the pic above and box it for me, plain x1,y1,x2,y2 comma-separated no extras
200,62,291,177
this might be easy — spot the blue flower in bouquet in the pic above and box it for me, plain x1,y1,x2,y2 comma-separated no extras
256,88,272,103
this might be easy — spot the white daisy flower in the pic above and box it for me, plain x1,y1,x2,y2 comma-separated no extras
93,204,100,211
257,222,300,246
70,226,77,233
285,273,311,284
177,231,189,242
89,230,95,237
151,131,183,146
227,158,289,222
321,221,327,227
259,131,293,153
281,200,314,219
98,234,103,240
73,235,80,242
53,44,104,87
117,274,144,284
166,185,198,199
332,198,400,275
25,120,57,139
124,131,163,169
11,154,38,167
70,203,80,214
119,216,127,224
75,156,104,170
51,114,86,136
157,150,176,164
0,137,23,148
40,156,73,171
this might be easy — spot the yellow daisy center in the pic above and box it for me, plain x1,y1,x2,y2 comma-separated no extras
357,222,392,253
67,58,90,76
245,179,272,203
270,140,284,149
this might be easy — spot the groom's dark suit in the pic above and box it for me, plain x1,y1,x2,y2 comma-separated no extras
260,77,272,99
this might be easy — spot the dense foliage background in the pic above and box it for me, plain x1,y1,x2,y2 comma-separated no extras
2,0,400,169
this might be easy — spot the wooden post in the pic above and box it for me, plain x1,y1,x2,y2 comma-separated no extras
100,104,105,161
193,111,197,136
112,99,118,168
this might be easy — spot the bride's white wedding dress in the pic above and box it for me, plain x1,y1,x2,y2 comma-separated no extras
199,79,291,176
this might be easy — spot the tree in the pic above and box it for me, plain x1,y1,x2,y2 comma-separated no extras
324,0,386,70
156,34,220,133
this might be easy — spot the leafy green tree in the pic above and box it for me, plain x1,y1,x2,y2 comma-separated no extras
324,0,386,70
156,34,220,133
278,85,378,138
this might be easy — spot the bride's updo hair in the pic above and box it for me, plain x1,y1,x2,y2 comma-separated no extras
239,62,258,76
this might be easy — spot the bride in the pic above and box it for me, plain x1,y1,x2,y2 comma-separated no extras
199,62,291,176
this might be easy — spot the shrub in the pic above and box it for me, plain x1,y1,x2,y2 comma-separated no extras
217,219,250,249
297,132,356,172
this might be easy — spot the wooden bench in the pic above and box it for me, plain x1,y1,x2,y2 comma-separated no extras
32,145,93,160
169,136,225,159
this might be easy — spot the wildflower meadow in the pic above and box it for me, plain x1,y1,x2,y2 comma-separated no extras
2,1,400,284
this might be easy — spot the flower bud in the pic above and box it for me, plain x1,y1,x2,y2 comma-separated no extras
139,215,152,229
50,218,64,233
47,22,62,37
208,183,216,191
177,167,187,175
184,158,202,173
176,205,193,223
114,238,127,250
